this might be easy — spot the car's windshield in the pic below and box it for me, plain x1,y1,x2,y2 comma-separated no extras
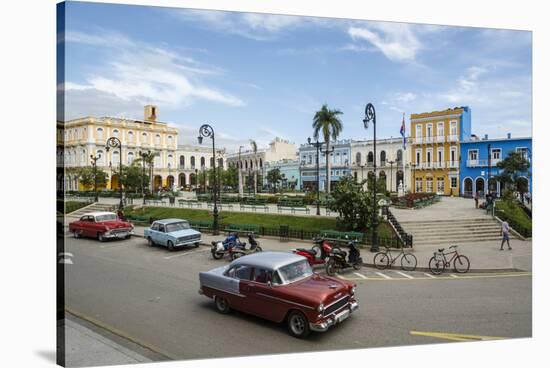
166,222,190,232
278,259,313,284
95,214,117,222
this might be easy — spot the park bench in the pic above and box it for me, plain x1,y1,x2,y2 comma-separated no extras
224,223,260,235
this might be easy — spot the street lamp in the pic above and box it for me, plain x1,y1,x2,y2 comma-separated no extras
90,153,101,202
307,137,323,216
198,124,219,235
363,103,378,252
105,137,123,210
388,159,395,193
139,150,150,205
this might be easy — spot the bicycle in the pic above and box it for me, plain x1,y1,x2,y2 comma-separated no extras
373,246,417,271
429,245,470,275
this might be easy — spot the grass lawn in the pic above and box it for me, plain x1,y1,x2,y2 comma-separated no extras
124,206,394,237
495,199,532,237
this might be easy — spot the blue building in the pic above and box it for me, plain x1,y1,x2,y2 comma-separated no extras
299,139,352,192
459,134,531,198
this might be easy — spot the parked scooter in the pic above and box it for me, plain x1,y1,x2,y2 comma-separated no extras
325,238,362,275
229,233,263,260
211,233,246,260
293,238,339,266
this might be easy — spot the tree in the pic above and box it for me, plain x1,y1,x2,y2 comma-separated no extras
119,164,149,193
328,175,374,232
312,104,343,194
76,166,107,190
494,151,531,200
266,168,283,193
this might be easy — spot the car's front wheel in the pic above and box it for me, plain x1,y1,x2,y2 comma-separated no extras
167,240,175,251
287,310,311,338
214,295,231,314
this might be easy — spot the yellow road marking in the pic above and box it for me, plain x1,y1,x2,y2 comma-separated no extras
410,330,505,342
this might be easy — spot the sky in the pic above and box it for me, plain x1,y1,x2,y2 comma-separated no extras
59,1,532,152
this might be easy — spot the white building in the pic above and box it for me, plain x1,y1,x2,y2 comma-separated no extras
350,137,412,193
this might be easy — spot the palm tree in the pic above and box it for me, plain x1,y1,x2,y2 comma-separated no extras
312,104,343,193
250,139,258,195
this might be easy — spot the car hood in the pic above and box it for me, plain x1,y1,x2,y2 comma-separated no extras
168,229,201,238
101,220,132,229
282,273,351,304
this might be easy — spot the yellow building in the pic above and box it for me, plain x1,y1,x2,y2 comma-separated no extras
410,106,471,196
63,105,178,191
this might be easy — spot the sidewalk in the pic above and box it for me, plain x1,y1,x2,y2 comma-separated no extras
131,225,532,273
64,312,167,367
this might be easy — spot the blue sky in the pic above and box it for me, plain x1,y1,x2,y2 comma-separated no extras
61,1,532,151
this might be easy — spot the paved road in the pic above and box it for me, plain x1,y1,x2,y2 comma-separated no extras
64,235,532,363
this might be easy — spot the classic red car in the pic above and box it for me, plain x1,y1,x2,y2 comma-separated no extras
69,211,134,241
199,251,358,338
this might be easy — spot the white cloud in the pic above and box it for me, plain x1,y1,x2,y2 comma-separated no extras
63,29,244,119
172,9,308,41
348,23,422,62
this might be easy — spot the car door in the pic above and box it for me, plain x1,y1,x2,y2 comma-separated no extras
241,268,283,321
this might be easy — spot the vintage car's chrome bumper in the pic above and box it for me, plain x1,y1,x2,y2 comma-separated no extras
309,300,359,332
103,229,134,239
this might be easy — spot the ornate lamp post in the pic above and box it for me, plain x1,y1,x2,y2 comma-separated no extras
307,137,323,216
388,159,395,193
105,137,123,210
90,153,101,202
198,124,219,235
139,150,150,205
363,103,378,252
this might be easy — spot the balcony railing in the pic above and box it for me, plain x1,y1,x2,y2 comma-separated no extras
447,134,458,142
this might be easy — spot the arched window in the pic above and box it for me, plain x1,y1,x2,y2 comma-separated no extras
97,128,104,140
200,157,206,168
112,150,119,165
97,150,105,165
179,155,185,168
190,156,196,169
155,134,161,145
128,131,134,142
380,150,386,164
367,151,374,163
127,152,134,164
113,129,119,138
356,152,362,165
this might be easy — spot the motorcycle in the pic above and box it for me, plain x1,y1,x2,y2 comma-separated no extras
211,233,246,260
229,233,263,260
293,238,339,266
325,238,363,275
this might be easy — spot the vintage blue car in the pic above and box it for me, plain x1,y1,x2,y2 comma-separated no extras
144,219,201,250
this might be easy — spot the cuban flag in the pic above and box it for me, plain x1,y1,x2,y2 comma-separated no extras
400,113,407,150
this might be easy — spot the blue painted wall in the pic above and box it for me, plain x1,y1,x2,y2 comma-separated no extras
459,136,532,196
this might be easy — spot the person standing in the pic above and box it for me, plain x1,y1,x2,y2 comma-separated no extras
500,220,512,250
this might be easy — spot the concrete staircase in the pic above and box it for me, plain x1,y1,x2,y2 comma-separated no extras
66,202,117,219
400,218,517,246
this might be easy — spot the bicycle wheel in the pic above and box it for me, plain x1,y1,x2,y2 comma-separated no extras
373,252,389,270
429,256,445,275
401,253,417,272
453,255,470,273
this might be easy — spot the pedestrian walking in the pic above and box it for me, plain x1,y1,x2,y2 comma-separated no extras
474,191,479,208
500,220,512,251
